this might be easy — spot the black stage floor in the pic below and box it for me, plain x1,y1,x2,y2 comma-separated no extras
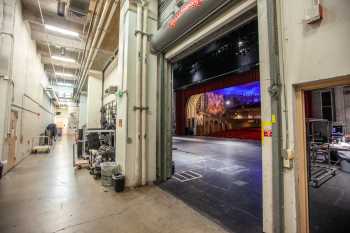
309,169,350,233
160,137,262,233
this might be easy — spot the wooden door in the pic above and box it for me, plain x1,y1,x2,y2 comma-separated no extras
7,111,18,169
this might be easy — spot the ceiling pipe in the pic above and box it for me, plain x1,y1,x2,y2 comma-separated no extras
76,0,109,90
80,0,120,84
76,0,120,98
75,0,104,86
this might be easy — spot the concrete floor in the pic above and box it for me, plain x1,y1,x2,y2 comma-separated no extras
161,137,262,233
0,136,228,233
309,169,350,233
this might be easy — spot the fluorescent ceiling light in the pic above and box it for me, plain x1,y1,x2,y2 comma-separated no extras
55,72,75,78
51,55,76,63
56,82,74,87
45,24,79,37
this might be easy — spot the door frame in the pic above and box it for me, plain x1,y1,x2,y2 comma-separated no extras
295,75,350,233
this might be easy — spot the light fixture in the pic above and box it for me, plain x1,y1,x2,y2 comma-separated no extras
45,24,79,37
56,82,74,87
51,55,76,63
55,72,75,78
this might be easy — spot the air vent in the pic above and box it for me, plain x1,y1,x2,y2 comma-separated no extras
69,0,90,17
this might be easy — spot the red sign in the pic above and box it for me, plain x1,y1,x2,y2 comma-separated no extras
169,0,203,29
264,130,272,137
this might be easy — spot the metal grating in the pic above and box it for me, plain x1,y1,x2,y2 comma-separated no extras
173,170,202,182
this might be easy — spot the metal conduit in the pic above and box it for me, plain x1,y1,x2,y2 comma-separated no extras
76,0,120,98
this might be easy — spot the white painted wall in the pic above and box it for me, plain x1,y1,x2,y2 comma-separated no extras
55,105,79,135
114,0,158,187
279,0,350,232
0,0,54,172
86,74,102,128
103,58,119,105
78,94,87,128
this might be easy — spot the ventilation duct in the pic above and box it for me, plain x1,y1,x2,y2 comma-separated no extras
69,0,90,17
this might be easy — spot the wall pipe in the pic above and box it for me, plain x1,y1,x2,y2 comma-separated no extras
11,104,40,116
23,94,54,115
141,1,149,185
0,0,16,162
265,0,284,232
134,0,143,186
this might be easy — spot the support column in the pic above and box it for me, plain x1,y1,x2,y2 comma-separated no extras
86,72,102,128
115,0,158,187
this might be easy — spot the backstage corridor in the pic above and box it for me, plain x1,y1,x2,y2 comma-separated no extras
0,137,227,233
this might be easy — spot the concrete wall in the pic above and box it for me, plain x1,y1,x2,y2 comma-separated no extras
78,94,87,128
86,73,102,128
155,0,350,232
278,0,350,232
0,0,54,172
115,0,158,186
103,58,119,105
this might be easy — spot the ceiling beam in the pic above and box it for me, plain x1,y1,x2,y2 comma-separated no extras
30,26,84,50
23,8,84,33
41,56,80,70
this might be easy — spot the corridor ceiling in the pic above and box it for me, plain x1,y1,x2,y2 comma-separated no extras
21,0,120,103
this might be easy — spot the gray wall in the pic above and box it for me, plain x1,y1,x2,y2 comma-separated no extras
0,0,54,172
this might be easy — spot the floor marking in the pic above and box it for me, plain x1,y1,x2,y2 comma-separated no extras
173,170,202,182
232,180,248,186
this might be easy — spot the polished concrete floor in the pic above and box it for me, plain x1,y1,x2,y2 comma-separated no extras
0,136,228,233
160,137,262,233
309,169,350,233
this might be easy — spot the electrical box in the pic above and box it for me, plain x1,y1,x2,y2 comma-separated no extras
305,1,323,24
105,86,118,95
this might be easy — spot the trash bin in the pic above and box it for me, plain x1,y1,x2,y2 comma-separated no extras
112,173,125,192
0,161,3,179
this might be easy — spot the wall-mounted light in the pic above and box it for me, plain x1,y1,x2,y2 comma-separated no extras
45,24,79,37
51,55,76,63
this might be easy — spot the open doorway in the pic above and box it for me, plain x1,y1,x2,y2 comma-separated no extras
160,20,262,233
296,78,350,233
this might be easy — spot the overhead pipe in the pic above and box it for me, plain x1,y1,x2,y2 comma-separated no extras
75,0,103,87
141,1,149,185
76,0,120,97
76,0,111,93
75,0,105,86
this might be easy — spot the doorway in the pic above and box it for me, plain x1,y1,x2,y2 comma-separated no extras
296,77,350,233
159,20,262,233
7,110,18,169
